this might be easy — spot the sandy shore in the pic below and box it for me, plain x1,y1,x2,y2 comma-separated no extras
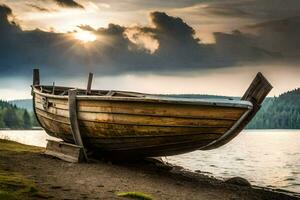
0,139,298,200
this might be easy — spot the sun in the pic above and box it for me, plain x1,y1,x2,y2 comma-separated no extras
74,31,97,42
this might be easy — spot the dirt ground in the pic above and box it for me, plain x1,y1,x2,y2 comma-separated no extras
0,139,298,200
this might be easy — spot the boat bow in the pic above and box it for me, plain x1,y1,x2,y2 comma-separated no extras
201,72,273,150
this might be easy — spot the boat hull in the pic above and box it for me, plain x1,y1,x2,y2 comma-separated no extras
31,70,272,158
33,90,251,157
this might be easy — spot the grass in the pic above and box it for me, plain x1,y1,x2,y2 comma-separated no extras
0,139,43,153
0,170,42,200
0,139,46,199
117,192,153,200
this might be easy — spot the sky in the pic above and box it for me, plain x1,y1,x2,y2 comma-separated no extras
0,0,300,100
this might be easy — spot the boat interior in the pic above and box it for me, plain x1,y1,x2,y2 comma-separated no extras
34,85,147,98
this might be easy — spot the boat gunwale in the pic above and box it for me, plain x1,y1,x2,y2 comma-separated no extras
33,86,253,110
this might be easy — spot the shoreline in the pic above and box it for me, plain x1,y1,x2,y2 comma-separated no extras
0,128,43,131
0,139,298,200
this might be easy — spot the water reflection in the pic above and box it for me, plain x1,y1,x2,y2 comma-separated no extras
165,130,300,193
0,130,59,147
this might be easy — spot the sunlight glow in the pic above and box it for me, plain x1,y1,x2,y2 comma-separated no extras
74,31,97,42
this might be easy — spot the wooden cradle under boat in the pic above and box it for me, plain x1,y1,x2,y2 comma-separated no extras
31,69,272,159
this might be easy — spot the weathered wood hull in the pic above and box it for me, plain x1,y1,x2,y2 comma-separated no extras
31,71,272,158
32,89,249,157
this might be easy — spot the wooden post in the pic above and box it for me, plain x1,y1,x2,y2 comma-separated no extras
52,82,55,94
68,89,88,162
33,69,40,86
86,73,93,95
241,72,273,105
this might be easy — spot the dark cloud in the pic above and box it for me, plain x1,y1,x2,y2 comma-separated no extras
0,4,19,31
0,4,297,79
244,16,300,58
77,24,96,32
0,4,12,16
202,0,300,21
26,3,51,12
91,0,201,12
213,30,280,62
53,0,84,9
203,4,252,18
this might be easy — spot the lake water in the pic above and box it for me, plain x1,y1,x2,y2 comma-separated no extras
0,129,299,194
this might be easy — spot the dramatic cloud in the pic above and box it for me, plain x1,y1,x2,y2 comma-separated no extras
53,0,84,9
0,4,298,79
190,0,300,20
26,3,50,12
169,0,300,42
244,16,300,59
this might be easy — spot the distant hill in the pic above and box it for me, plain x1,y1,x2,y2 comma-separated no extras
8,88,300,129
10,99,33,112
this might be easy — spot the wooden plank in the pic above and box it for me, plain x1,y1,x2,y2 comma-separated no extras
34,96,246,120
87,133,220,144
68,89,88,162
87,135,217,151
45,140,85,163
78,101,248,119
37,111,224,142
37,115,71,135
36,112,228,137
35,104,235,128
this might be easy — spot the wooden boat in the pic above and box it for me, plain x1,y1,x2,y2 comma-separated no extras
31,69,272,158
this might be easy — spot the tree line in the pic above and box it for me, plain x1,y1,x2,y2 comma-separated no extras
0,100,38,129
247,88,300,129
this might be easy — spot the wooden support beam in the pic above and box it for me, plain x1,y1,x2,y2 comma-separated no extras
45,140,85,163
68,89,88,162
33,69,40,86
86,73,93,95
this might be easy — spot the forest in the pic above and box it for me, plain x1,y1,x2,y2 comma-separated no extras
0,100,38,129
247,88,300,129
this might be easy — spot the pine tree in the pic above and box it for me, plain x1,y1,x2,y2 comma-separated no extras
0,112,5,128
30,112,40,127
23,110,32,129
3,108,21,128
